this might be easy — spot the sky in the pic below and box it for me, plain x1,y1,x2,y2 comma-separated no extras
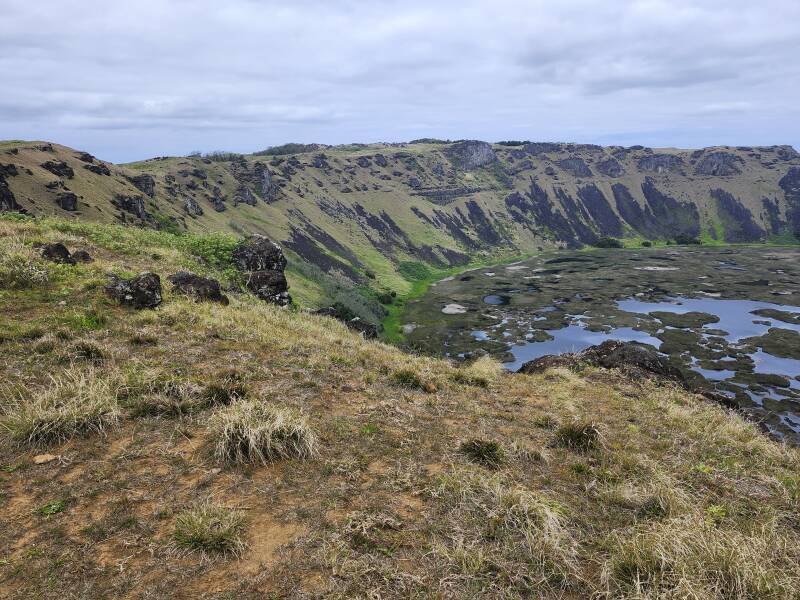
2,0,799,163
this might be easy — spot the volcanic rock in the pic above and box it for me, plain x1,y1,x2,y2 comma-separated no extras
41,242,76,265
105,272,162,309
168,271,229,305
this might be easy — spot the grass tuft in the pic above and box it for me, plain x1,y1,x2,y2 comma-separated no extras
211,401,317,464
459,438,505,467
173,501,247,557
1,369,120,445
553,421,601,452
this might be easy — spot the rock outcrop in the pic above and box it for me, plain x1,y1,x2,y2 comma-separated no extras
127,174,156,197
71,250,93,263
56,192,78,211
637,154,683,174
168,271,229,305
445,140,497,170
314,305,379,339
596,157,624,177
41,160,74,179
41,242,76,265
113,194,148,220
232,235,291,306
694,152,743,176
184,197,203,216
0,175,19,211
105,272,162,309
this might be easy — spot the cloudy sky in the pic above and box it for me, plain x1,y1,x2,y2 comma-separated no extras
2,0,799,162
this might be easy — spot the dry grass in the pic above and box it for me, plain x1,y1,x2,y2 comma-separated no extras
173,500,247,557
428,469,581,594
211,400,317,464
604,516,800,598
0,238,49,289
0,368,120,445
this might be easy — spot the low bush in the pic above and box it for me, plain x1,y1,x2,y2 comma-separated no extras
553,421,602,452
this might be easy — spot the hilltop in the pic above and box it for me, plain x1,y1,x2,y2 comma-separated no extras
1,213,799,598
2,139,799,329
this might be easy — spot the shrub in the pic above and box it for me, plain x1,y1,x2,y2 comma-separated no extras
553,421,601,452
641,240,653,247
673,233,701,245
211,401,317,464
593,237,624,249
398,261,432,282
124,375,204,417
459,439,505,467
173,501,247,556
1,369,120,445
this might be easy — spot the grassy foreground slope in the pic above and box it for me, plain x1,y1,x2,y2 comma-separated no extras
1,214,800,599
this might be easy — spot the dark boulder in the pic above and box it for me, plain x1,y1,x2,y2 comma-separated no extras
71,250,93,263
523,142,562,155
234,185,258,207
254,162,277,202
105,272,162,309
184,197,203,216
519,340,682,381
244,269,291,306
127,174,155,197
75,152,95,163
56,192,78,211
41,242,76,265
84,163,111,176
0,175,19,211
232,235,291,306
0,164,18,177
445,140,497,170
314,306,379,339
232,235,288,272
113,194,148,220
356,156,371,168
168,271,229,305
41,160,74,178
374,154,389,167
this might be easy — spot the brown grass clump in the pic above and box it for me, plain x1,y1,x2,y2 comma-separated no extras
604,516,800,598
173,500,247,557
553,420,602,451
211,400,317,464
428,470,580,594
0,368,120,445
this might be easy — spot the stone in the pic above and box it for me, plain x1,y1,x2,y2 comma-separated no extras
0,163,18,177
232,235,291,306
33,454,58,464
55,192,78,211
314,306,379,338
184,197,203,216
41,242,76,265
254,162,277,202
113,194,148,220
84,163,111,176
232,235,288,272
71,250,93,263
596,157,624,177
127,174,155,197
0,175,19,211
168,271,229,305
518,340,683,382
374,154,389,167
41,160,74,178
234,185,258,207
558,157,593,177
105,272,162,309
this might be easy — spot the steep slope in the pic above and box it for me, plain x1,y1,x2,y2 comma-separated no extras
1,214,799,599
2,139,799,318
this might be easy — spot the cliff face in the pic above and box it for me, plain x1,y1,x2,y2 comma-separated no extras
1,139,798,304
